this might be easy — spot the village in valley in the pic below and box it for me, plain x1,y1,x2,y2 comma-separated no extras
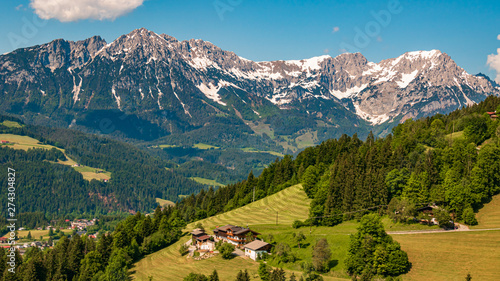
0,218,98,254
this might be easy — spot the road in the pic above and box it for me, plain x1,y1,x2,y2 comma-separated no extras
387,226,500,235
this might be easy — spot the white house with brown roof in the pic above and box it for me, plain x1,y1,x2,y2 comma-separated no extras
244,240,271,261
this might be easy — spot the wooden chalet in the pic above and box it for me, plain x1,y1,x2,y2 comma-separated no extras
190,228,215,250
190,228,207,240
213,225,259,248
416,206,434,215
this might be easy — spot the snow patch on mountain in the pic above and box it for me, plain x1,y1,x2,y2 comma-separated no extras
72,74,82,104
354,104,390,125
396,70,419,88
173,91,192,117
285,55,330,71
330,84,368,100
111,87,121,109
196,83,227,106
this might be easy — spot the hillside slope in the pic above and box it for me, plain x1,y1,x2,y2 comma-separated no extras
186,183,311,230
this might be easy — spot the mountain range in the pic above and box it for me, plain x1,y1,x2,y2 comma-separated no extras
1,27,499,150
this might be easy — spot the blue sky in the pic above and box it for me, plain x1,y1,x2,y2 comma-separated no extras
1,0,499,79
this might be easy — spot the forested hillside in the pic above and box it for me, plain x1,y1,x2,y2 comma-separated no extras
170,96,500,225
0,115,204,221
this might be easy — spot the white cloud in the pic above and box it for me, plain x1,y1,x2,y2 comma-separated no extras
487,48,500,83
323,48,330,54
15,4,24,11
332,26,340,33
30,0,144,22
497,34,500,41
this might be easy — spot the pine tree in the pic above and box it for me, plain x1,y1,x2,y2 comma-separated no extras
235,270,250,281
269,268,286,281
209,269,219,281
258,262,270,281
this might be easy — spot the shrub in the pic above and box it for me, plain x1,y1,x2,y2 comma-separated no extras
218,242,235,259
179,244,189,256
463,207,478,226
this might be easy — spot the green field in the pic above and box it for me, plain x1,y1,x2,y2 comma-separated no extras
158,144,179,148
133,185,500,281
240,147,284,157
4,229,73,241
394,231,500,281
446,131,464,140
190,177,225,187
295,131,318,149
247,121,275,139
155,198,176,207
392,193,500,281
473,194,500,228
0,120,23,128
73,165,111,181
0,133,111,181
186,184,311,230
193,143,220,150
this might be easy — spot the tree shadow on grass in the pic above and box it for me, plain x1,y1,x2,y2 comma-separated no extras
328,259,339,270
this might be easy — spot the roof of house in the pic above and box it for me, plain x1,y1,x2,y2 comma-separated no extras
244,240,270,251
486,112,496,115
191,229,206,236
214,224,236,232
196,235,211,241
214,224,259,235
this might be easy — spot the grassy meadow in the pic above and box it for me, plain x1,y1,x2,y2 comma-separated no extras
3,229,73,242
190,177,225,187
0,133,111,181
133,183,500,280
0,120,23,128
155,198,176,207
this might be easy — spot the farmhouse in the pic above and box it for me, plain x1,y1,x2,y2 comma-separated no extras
244,240,271,261
190,228,215,251
213,225,259,248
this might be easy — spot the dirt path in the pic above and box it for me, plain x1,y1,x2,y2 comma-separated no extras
388,226,500,235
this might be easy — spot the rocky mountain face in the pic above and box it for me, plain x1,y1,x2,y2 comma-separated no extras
0,28,498,147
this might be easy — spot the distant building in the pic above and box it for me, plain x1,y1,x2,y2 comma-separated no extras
244,240,271,261
70,218,96,230
213,225,259,248
0,237,8,243
486,112,498,120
